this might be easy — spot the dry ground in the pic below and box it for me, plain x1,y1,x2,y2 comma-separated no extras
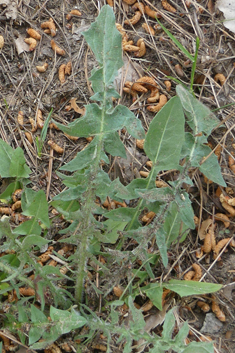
1,0,235,352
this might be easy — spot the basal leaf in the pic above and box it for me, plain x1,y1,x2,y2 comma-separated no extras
175,192,195,229
199,152,226,186
0,139,14,178
21,235,49,250
9,147,31,178
161,202,188,247
22,189,50,227
0,181,21,201
53,185,87,201
164,279,222,296
182,341,214,353
155,229,168,268
101,219,128,244
176,85,218,135
161,308,176,341
28,326,43,346
50,306,87,333
13,218,42,236
30,304,47,323
59,137,109,172
181,133,226,186
104,131,126,158
142,283,163,310
144,96,185,173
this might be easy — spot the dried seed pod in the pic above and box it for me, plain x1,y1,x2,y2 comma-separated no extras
0,207,12,214
70,9,82,16
51,40,65,56
36,109,44,128
141,300,154,312
195,247,204,259
197,301,210,313
203,174,213,184
27,28,41,40
136,138,145,149
113,200,127,208
213,238,231,259
36,63,48,72
123,44,140,52
123,86,138,101
140,171,149,178
64,133,79,141
142,211,155,223
12,201,21,211
227,197,235,206
228,154,235,173
155,180,168,188
214,213,230,228
164,80,171,92
65,61,72,75
147,94,167,112
221,201,235,216
12,189,22,203
136,76,158,88
211,300,226,322
48,140,64,154
58,64,66,84
162,0,176,13
153,24,162,32
124,11,142,25
135,38,146,57
132,2,145,14
203,227,216,253
116,23,126,37
214,73,226,86
86,137,93,142
145,5,161,18
17,287,35,296
24,37,37,51
28,117,37,132
147,90,159,103
142,23,155,35
17,111,24,126
175,64,184,77
123,0,137,5
113,286,123,297
38,246,53,263
25,132,33,144
214,144,222,160
192,263,202,281
184,270,195,281
125,81,148,93
106,0,114,6
41,18,56,37
0,35,4,49
194,216,199,226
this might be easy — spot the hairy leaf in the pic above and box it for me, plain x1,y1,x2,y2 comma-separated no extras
22,189,50,227
9,147,31,178
144,96,185,173
176,85,219,135
0,139,14,178
165,280,222,296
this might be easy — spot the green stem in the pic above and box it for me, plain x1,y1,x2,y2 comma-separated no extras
74,99,107,306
